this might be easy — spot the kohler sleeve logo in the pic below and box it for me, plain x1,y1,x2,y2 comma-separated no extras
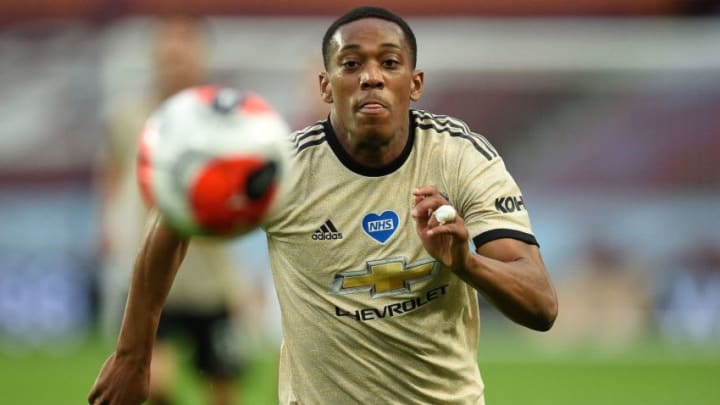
495,195,525,213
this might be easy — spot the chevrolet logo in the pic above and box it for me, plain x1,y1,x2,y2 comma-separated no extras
331,257,439,298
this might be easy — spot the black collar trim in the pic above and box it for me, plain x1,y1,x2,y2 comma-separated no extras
323,111,416,177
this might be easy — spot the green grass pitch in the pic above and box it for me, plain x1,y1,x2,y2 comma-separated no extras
0,330,717,405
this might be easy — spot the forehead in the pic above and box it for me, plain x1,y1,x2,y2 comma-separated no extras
330,18,407,54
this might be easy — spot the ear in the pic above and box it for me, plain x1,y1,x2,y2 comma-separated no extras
409,70,424,102
319,72,333,103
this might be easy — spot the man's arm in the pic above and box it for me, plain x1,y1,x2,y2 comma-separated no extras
88,211,189,405
463,239,557,331
412,186,558,332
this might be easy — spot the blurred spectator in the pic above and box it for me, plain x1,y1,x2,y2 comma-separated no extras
549,239,652,349
656,242,720,344
96,15,249,405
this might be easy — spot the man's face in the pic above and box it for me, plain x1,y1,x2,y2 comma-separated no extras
321,18,423,147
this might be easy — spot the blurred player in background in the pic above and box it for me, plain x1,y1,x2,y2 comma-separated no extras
551,240,651,349
96,15,246,405
90,6,558,404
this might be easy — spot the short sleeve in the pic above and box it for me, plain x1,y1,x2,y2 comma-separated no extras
452,148,538,249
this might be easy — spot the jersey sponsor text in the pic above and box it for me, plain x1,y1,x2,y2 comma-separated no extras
334,284,449,321
495,195,524,213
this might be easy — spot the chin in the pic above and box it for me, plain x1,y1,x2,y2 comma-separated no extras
355,110,396,128
354,128,394,149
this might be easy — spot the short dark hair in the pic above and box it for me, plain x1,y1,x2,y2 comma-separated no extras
322,6,417,69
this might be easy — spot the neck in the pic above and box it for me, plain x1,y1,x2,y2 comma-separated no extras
156,85,184,103
330,112,409,168
330,114,408,168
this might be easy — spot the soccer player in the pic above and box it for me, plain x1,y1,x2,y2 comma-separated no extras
96,16,246,405
89,6,558,405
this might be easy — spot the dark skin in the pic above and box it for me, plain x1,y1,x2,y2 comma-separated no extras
320,18,423,168
88,213,188,405
412,186,558,331
89,16,557,405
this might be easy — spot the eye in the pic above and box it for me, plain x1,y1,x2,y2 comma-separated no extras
382,59,400,68
342,60,360,70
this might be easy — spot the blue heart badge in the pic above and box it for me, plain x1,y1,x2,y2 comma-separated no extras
362,210,399,244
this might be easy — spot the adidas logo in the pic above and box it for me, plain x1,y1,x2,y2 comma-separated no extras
312,219,343,240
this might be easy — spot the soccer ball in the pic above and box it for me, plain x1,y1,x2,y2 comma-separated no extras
137,85,292,237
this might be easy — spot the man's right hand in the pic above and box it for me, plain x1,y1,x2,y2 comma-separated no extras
87,352,150,405
88,213,188,404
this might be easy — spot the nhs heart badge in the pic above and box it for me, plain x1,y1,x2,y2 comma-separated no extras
362,210,399,244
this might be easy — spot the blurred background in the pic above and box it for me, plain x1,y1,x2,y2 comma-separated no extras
1,1,719,404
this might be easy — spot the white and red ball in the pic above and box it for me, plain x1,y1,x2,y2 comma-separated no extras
137,85,292,237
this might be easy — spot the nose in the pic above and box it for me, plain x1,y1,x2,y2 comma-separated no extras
360,62,384,90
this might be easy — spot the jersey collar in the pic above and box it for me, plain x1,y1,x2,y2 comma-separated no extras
323,111,416,177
